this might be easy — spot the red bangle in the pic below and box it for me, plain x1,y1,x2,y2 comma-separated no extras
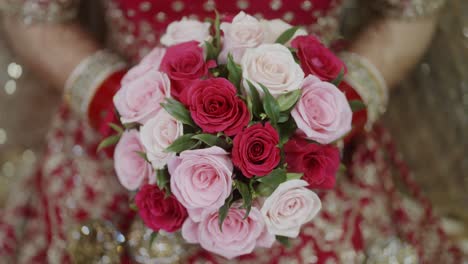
339,81,368,141
87,70,126,136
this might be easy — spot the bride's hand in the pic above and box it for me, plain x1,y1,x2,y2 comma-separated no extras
348,15,438,89
1,16,100,91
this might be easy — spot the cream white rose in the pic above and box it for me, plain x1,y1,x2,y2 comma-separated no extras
160,18,212,46
260,179,321,238
219,11,265,63
140,109,183,169
241,43,304,97
260,19,307,45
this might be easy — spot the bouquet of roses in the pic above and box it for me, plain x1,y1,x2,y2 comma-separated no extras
100,11,361,259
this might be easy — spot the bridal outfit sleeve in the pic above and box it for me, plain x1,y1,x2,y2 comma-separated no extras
0,1,132,263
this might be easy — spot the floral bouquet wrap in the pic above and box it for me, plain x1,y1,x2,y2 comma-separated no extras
101,11,362,259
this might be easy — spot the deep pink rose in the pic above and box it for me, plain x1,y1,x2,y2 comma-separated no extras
292,75,352,144
135,184,188,232
189,78,250,136
181,205,275,259
291,35,346,82
159,41,214,103
232,123,280,178
114,130,155,191
284,137,340,189
168,146,233,222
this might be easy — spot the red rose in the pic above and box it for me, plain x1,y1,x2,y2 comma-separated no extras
135,184,187,232
232,123,281,178
284,137,340,189
189,78,250,136
291,35,346,82
160,41,214,103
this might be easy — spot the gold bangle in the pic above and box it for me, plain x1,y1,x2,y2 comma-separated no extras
340,52,389,130
0,0,79,24
64,50,127,117
368,0,447,20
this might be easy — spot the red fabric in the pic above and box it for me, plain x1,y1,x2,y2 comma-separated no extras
115,0,336,30
339,81,368,141
87,70,126,136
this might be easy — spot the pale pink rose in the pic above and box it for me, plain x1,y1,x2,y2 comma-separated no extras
218,11,265,63
160,18,212,47
121,47,166,86
260,179,321,238
114,70,170,124
292,75,352,144
114,130,155,191
241,43,304,97
181,205,275,259
139,110,183,169
168,146,233,221
260,19,307,45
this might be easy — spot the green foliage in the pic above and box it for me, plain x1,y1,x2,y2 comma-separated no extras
256,168,287,196
235,180,252,219
275,26,301,45
165,133,201,153
161,98,197,127
97,135,120,152
349,100,366,112
218,193,234,231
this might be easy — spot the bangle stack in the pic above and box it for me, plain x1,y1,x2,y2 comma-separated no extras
64,50,127,119
340,52,389,130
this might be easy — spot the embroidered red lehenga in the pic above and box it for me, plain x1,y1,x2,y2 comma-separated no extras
0,0,464,263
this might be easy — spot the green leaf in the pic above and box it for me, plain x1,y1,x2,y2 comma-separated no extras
278,113,290,123
339,163,347,174
259,83,280,126
246,80,263,120
192,134,231,150
277,117,298,146
165,133,200,153
97,135,120,152
275,26,301,45
108,122,124,134
129,203,138,211
236,181,252,219
256,168,287,196
161,98,197,127
204,41,217,61
331,67,345,86
349,100,366,112
276,235,291,248
277,90,302,112
156,169,170,190
135,151,150,163
286,173,303,181
226,53,242,93
218,193,234,231
149,231,159,247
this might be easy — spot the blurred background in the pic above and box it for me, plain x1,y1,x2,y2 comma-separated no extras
0,0,467,252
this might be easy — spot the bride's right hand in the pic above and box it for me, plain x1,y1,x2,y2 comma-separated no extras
1,15,100,92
